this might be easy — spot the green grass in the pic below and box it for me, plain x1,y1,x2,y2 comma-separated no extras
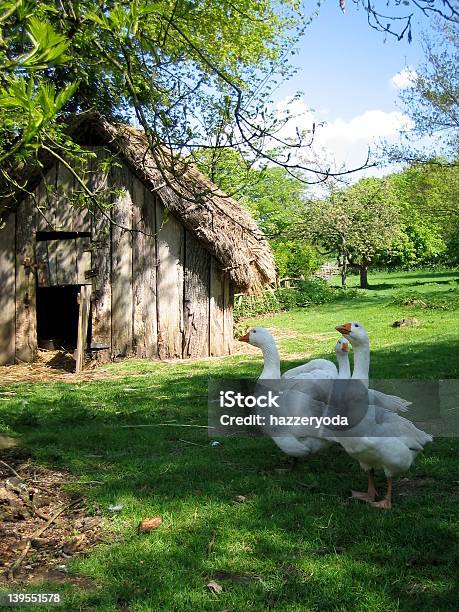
0,270,458,611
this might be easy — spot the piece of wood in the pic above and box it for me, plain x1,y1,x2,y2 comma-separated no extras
53,238,78,285
132,179,158,357
110,163,133,357
75,285,92,372
76,236,92,284
156,202,184,358
223,274,234,355
209,258,225,356
0,213,16,365
90,150,111,360
35,166,56,231
15,195,37,362
54,160,75,231
35,240,50,287
183,232,210,358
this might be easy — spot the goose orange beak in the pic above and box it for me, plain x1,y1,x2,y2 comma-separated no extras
336,323,352,335
341,342,349,352
239,332,250,343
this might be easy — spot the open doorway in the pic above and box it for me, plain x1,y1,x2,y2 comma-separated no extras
36,285,81,351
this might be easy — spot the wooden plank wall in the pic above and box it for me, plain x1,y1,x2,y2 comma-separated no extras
132,178,158,358
156,202,185,358
9,152,234,363
209,258,225,356
89,150,112,360
35,162,92,233
0,214,16,365
110,164,133,358
183,232,210,358
15,194,37,362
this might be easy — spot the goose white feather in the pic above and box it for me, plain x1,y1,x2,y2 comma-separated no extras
332,321,433,509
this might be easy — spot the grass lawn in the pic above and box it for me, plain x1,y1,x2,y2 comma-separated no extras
0,269,458,611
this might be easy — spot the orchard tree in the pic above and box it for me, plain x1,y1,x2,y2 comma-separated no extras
302,178,401,288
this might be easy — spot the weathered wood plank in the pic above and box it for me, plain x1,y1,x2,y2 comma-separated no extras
76,237,92,284
0,213,16,364
223,275,234,355
15,195,37,361
110,163,133,357
45,240,59,286
209,258,225,356
132,179,158,357
54,161,75,231
183,232,210,358
90,150,111,359
156,203,184,359
71,156,93,232
36,240,50,287
54,239,78,285
75,285,92,372
35,166,56,231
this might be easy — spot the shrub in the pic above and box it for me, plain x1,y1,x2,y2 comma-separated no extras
234,278,358,322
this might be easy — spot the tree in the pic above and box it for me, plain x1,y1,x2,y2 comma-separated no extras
195,148,319,277
386,162,459,266
1,0,458,224
302,178,401,288
388,19,459,164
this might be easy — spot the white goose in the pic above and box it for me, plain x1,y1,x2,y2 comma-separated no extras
239,328,334,458
335,338,351,379
335,323,411,413
331,322,433,509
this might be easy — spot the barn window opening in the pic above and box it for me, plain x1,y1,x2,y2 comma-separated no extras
36,286,82,351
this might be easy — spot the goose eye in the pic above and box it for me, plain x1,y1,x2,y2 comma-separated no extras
355,324,359,328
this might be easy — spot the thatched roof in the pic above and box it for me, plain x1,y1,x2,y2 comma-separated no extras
2,113,276,292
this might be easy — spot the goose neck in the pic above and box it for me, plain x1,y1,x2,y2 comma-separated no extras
337,353,351,379
259,341,281,380
352,343,370,382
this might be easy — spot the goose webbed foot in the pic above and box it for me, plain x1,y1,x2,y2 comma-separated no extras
370,477,392,510
350,469,378,503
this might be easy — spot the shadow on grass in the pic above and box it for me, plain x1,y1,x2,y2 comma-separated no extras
0,346,457,609
283,338,458,380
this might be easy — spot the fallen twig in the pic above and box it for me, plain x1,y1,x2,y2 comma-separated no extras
178,439,205,447
0,459,22,480
6,497,83,580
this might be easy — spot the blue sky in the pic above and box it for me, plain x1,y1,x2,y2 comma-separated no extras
269,1,438,177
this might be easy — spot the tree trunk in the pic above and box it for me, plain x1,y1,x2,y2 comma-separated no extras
359,263,369,289
340,255,348,288
338,248,348,288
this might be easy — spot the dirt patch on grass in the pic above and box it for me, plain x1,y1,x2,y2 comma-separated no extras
0,448,105,586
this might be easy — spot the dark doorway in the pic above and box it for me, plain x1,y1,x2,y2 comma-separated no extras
36,286,80,350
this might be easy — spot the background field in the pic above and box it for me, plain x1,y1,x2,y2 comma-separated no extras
0,270,458,611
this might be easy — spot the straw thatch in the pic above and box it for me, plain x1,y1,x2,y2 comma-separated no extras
3,113,276,292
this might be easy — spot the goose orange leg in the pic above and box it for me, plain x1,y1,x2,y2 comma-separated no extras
351,469,378,503
371,478,392,510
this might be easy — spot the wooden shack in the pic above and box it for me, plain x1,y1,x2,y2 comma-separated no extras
0,114,275,368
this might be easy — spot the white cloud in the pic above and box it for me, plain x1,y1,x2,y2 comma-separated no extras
272,97,414,180
390,67,417,90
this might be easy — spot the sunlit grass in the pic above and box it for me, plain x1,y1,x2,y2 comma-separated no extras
0,269,458,610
